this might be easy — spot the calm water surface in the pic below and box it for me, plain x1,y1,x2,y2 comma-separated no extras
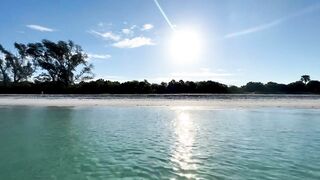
0,106,319,179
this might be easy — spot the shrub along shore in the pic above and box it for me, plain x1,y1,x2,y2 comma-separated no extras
0,78,320,94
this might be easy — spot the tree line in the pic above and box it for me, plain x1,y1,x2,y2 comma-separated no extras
1,40,320,94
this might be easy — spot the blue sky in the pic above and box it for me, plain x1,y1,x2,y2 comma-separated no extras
1,0,320,85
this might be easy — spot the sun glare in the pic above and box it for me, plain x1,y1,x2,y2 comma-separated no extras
169,29,203,64
171,111,197,176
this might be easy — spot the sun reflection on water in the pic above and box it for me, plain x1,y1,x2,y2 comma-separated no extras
171,111,197,178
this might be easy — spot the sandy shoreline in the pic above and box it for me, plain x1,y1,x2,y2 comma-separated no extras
0,95,320,108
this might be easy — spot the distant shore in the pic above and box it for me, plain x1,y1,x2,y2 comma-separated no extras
0,94,320,108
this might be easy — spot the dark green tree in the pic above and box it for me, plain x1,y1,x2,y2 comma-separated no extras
243,82,266,93
306,80,320,94
287,81,307,93
0,45,10,85
0,43,34,83
0,45,10,82
27,40,93,86
300,75,310,84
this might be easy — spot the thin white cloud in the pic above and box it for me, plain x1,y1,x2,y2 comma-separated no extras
225,20,282,38
26,24,55,32
87,53,111,60
112,37,155,48
89,23,156,48
130,25,137,30
89,30,121,41
122,28,133,35
98,22,104,27
225,3,320,38
141,24,154,31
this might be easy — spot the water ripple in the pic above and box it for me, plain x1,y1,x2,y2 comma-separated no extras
0,106,319,179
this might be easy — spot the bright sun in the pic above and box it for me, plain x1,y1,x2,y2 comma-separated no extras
169,29,203,64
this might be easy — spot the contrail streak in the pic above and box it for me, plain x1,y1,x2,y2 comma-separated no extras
153,0,175,30
225,3,320,38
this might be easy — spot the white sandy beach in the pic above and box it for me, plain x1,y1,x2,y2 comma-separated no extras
0,95,320,108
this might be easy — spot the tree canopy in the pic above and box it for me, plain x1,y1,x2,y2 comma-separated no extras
301,75,311,84
0,40,319,94
0,43,34,84
27,40,93,85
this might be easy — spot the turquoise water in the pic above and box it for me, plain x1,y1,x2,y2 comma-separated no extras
0,106,319,179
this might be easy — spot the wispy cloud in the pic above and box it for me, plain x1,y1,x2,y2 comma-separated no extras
225,20,283,38
89,23,155,48
98,22,104,27
141,24,154,31
130,25,137,30
87,53,111,60
89,30,121,41
225,3,320,38
122,28,133,35
26,24,55,32
113,37,155,48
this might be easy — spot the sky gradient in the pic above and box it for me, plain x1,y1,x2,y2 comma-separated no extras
1,0,320,85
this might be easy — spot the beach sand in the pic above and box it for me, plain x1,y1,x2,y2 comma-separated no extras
0,94,319,108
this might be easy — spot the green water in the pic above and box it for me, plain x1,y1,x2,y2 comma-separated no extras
0,106,319,179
